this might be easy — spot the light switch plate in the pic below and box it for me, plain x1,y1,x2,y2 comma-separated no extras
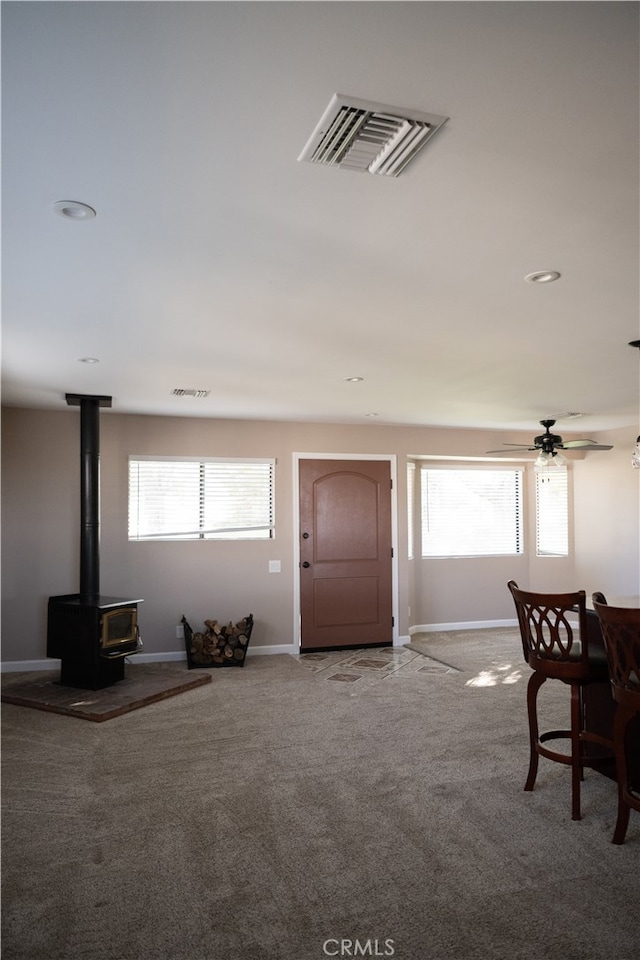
268,560,281,573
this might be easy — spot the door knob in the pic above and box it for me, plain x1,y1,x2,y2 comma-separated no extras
302,532,310,539
302,561,310,568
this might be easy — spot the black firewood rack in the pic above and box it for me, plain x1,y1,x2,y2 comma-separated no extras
181,614,253,668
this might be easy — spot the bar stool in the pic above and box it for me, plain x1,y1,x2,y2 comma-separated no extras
508,581,613,820
592,594,640,843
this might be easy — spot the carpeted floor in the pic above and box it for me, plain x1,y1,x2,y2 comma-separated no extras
1,628,637,960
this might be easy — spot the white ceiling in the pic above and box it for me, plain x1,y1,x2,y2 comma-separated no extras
2,1,639,437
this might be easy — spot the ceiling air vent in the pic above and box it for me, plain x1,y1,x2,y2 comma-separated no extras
298,94,448,177
171,388,211,399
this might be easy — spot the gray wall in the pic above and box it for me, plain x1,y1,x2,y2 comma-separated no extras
2,407,638,664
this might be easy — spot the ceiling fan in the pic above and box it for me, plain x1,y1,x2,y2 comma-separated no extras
487,419,613,464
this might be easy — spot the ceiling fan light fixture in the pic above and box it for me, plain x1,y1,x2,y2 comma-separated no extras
524,270,561,284
535,450,566,470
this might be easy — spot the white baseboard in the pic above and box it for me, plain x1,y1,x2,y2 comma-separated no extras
249,643,298,656
1,659,61,673
135,651,186,663
137,643,298,661
409,619,518,634
1,643,299,674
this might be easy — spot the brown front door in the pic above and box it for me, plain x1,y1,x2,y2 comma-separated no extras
299,459,393,650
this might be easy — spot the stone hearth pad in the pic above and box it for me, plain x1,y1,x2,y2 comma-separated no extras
1,664,211,722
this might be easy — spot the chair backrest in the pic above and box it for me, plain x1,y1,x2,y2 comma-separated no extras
507,580,590,677
591,597,640,708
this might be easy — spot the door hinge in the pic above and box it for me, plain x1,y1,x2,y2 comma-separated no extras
392,616,395,627
391,547,394,558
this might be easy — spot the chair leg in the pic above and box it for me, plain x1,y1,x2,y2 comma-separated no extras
613,798,631,846
525,671,546,792
570,683,583,821
612,706,632,845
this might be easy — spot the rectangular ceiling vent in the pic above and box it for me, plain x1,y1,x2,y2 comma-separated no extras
298,94,448,178
171,388,211,399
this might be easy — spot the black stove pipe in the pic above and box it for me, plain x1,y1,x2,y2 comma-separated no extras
66,393,112,602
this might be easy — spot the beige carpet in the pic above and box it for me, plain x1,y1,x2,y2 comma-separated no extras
2,629,637,960
407,626,526,673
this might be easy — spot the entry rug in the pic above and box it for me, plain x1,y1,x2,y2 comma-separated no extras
1,664,212,722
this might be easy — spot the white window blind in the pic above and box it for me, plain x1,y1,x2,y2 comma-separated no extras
536,467,568,557
421,467,523,558
407,461,415,559
128,458,274,540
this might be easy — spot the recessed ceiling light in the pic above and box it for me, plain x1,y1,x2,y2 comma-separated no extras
524,270,561,284
78,357,99,364
53,200,96,220
344,376,364,383
365,413,379,417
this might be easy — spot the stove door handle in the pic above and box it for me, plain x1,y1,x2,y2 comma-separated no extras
99,648,134,659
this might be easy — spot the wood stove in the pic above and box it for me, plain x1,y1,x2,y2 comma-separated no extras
47,394,143,689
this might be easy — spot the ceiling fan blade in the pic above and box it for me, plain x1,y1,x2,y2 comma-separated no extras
558,439,614,450
485,446,534,454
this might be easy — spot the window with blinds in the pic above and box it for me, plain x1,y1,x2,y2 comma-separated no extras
535,467,568,557
420,467,523,558
128,457,275,540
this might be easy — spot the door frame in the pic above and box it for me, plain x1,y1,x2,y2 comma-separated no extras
293,452,399,651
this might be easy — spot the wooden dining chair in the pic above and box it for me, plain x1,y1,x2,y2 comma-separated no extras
591,594,640,844
507,580,613,820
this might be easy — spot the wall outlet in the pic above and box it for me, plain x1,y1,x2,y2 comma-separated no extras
176,624,184,640
268,560,281,573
